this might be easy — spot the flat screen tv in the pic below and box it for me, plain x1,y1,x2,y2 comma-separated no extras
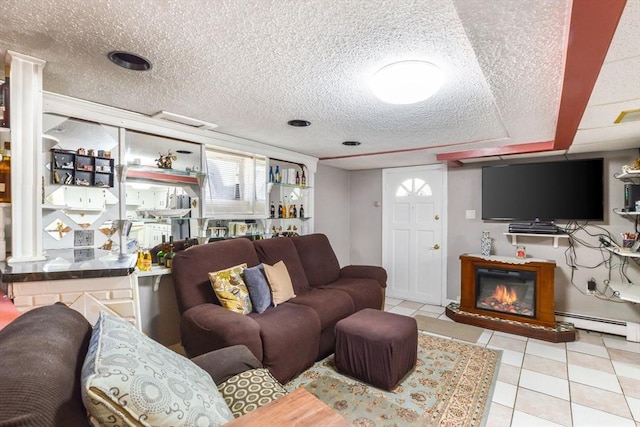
482,158,604,221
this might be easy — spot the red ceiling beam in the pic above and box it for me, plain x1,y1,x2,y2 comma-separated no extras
553,0,626,150
436,141,555,162
437,0,626,162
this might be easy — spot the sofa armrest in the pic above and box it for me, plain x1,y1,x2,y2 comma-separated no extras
340,265,387,288
181,303,264,362
191,345,263,384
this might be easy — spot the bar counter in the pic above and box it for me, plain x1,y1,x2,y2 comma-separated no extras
0,249,137,284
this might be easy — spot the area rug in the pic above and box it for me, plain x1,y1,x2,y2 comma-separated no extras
286,333,501,427
414,315,484,343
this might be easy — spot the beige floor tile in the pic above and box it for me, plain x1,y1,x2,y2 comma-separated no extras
570,381,632,419
412,310,439,319
620,376,640,400
571,402,636,427
498,363,521,385
493,330,528,341
575,328,605,346
488,334,527,353
486,403,513,427
384,297,402,306
417,304,445,314
610,348,640,365
604,335,640,354
519,369,570,400
522,353,568,379
398,300,423,310
384,304,394,312
567,349,615,374
514,387,572,426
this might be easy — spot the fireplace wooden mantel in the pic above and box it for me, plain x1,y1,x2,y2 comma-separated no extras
446,254,575,342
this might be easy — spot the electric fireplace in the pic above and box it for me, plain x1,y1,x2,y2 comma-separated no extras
446,254,575,342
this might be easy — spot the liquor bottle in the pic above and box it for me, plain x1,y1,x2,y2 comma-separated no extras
274,165,280,183
295,171,300,185
278,201,283,218
299,204,304,219
1,65,9,128
288,204,295,218
0,142,10,203
270,202,275,218
292,204,297,218
136,249,145,270
142,250,152,271
157,235,166,266
165,236,175,270
301,170,306,187
268,166,274,183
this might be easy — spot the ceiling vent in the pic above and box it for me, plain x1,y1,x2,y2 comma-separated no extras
151,111,218,130
614,109,640,124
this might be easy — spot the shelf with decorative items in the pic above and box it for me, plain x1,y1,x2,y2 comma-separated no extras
125,164,206,187
503,232,570,249
51,149,115,188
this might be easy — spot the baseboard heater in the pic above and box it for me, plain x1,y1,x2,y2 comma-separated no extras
555,311,628,338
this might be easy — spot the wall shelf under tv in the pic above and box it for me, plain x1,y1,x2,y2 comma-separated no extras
504,232,570,249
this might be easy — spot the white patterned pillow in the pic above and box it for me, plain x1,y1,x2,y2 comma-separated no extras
81,311,234,426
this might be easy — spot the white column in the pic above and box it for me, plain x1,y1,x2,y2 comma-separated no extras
6,51,47,263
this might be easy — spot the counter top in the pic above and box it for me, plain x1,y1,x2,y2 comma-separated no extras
0,249,137,283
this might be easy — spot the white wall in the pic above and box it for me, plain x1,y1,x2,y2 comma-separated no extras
341,149,640,324
314,164,351,266
349,169,383,265
447,149,640,323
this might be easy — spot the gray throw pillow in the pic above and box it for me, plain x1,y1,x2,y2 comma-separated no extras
243,264,273,313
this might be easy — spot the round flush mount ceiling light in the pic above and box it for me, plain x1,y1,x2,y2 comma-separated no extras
108,51,152,71
370,60,444,104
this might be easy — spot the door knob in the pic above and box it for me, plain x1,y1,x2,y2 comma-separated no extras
432,244,440,250
435,215,440,220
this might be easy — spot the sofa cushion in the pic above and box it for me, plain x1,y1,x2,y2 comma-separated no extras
263,260,296,306
253,238,310,294
288,288,354,330
172,237,260,314
209,263,253,314
218,368,287,418
320,277,384,312
82,311,234,426
248,303,321,383
0,303,93,427
292,233,341,286
243,264,273,313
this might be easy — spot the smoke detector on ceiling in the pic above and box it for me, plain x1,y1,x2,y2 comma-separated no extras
151,111,218,130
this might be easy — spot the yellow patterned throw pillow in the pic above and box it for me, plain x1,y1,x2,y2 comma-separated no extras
209,263,253,315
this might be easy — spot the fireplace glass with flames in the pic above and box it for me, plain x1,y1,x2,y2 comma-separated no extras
475,267,536,318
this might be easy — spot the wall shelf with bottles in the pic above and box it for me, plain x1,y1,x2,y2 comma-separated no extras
51,149,114,188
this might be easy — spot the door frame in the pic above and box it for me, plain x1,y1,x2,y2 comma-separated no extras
382,164,448,306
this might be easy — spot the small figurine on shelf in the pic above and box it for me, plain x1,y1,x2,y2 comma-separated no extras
155,150,177,169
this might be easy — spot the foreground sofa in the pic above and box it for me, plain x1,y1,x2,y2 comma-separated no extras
172,233,387,383
0,303,282,426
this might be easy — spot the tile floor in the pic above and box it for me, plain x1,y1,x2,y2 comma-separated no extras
385,297,640,427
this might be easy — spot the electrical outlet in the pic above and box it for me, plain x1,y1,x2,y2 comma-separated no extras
587,279,596,293
74,230,94,247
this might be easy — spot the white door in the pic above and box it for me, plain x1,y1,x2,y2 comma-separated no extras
382,165,446,305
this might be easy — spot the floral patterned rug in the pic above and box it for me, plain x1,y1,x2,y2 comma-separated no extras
286,333,501,427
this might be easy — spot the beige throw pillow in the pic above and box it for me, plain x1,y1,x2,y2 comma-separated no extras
263,260,296,306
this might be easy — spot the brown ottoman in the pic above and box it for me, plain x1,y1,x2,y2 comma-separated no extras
335,308,418,390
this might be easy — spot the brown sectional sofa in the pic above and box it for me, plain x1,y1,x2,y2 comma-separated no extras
172,233,387,383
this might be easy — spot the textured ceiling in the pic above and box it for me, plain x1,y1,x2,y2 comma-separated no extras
0,0,638,170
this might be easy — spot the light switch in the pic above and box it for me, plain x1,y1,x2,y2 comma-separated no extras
465,210,476,220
